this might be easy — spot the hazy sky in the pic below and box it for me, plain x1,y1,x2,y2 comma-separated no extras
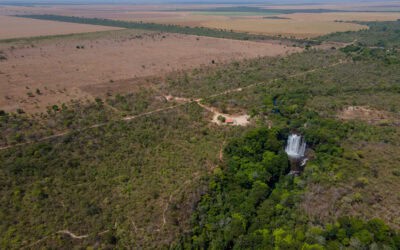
0,0,379,3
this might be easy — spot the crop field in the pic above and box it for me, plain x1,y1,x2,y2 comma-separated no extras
0,30,300,113
0,15,122,40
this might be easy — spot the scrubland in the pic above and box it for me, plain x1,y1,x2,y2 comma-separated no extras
0,4,399,249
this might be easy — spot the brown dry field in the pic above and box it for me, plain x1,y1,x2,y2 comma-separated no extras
109,12,400,36
110,12,230,27
201,18,367,39
338,106,400,125
257,1,400,11
278,12,400,22
0,31,300,113
0,4,235,17
0,15,122,40
199,11,400,38
110,11,400,38
0,5,230,27
1,4,400,38
197,10,400,38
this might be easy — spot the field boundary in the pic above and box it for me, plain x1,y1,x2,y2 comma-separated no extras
17,14,318,45
0,59,347,151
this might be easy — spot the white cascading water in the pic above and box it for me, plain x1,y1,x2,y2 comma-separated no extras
285,134,306,159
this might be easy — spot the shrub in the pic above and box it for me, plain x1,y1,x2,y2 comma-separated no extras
0,53,7,61
16,108,25,114
392,170,400,176
354,177,369,188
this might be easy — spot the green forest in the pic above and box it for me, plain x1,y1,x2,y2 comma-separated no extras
0,18,400,249
176,127,400,249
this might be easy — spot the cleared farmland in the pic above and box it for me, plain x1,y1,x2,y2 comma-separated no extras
0,31,300,113
280,12,400,22
0,15,122,40
2,4,399,39
201,18,368,38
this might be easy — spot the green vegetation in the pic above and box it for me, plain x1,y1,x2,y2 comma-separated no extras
177,128,400,249
17,15,314,45
0,100,119,147
0,28,152,44
1,50,344,148
1,18,400,249
175,37,400,249
164,49,345,98
263,16,291,20
0,103,243,248
319,20,400,48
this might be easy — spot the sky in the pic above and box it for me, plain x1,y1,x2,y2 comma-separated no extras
0,0,381,4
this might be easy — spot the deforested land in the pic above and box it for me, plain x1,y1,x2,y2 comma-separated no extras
1,1,400,249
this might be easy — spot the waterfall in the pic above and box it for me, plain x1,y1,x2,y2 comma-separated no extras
285,134,306,159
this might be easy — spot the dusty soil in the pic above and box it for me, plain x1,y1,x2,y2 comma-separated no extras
338,106,399,125
167,96,251,126
277,12,400,22
0,15,122,40
2,4,398,39
261,1,400,11
0,32,300,113
201,18,367,38
197,102,250,126
110,12,400,36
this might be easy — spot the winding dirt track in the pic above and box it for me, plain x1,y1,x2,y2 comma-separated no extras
0,59,346,152
11,59,347,249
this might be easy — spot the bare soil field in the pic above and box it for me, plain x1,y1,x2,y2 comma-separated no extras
0,5,230,27
278,12,400,22
111,12,230,27
205,11,400,38
0,4,233,17
93,10,400,38
0,31,300,113
257,1,400,11
201,18,367,38
2,4,399,38
104,11,400,38
0,15,122,40
338,106,400,125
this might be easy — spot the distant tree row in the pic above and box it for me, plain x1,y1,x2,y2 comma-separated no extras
18,14,316,45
